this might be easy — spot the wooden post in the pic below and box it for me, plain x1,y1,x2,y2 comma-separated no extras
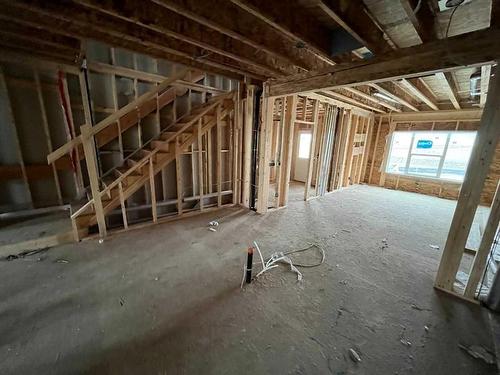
343,115,360,187
242,85,255,207
273,98,287,207
304,100,320,200
149,158,158,223
216,104,223,207
80,124,107,238
369,116,383,184
464,181,500,298
207,128,213,193
360,115,374,183
118,181,128,229
175,138,183,215
336,110,352,189
435,72,500,291
197,119,204,210
279,95,298,207
256,96,274,213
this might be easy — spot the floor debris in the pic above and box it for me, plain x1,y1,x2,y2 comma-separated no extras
381,239,388,250
55,259,69,264
458,343,496,365
348,348,361,363
208,227,217,232
429,244,440,250
3,248,49,261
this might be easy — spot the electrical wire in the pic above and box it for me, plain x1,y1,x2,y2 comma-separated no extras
445,4,461,38
240,242,326,288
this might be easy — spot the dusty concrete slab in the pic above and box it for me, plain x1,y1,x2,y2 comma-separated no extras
0,185,497,374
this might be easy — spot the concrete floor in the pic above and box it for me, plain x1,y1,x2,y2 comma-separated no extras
0,185,497,374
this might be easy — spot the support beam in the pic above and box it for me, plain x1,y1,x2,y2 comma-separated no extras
150,0,325,71
315,0,392,55
229,0,336,65
344,87,402,112
304,100,320,200
266,28,500,97
436,72,461,110
256,97,274,213
399,0,437,43
73,0,287,77
242,86,255,207
80,124,106,238
369,82,420,112
480,65,492,108
434,72,500,291
326,91,386,113
399,78,439,110
0,2,253,80
279,95,297,207
464,181,500,299
216,105,222,207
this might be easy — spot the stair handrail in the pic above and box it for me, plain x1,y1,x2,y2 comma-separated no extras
70,91,235,222
96,92,234,200
47,68,190,165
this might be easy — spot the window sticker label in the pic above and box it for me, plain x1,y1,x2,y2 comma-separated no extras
416,140,433,149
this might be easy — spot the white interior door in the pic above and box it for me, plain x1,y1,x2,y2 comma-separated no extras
294,130,312,182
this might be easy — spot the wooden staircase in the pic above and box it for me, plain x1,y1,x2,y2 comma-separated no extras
70,91,235,239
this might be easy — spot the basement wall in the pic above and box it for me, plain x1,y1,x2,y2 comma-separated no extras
364,116,500,205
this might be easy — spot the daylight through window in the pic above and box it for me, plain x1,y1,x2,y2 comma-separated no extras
385,131,476,182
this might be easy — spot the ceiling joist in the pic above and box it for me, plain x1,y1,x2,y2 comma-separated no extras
266,28,500,97
398,78,439,110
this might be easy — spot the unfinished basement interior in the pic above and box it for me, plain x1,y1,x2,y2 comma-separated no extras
1,0,500,373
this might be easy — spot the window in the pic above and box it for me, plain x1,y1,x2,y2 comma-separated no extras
298,132,312,159
386,131,476,182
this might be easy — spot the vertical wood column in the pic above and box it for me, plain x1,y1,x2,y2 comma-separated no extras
278,95,298,207
175,138,183,215
197,119,204,210
256,96,275,213
304,100,320,200
435,71,500,291
216,104,222,206
464,181,500,298
242,85,256,208
80,124,106,238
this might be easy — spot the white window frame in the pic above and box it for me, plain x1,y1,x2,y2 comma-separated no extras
385,130,476,182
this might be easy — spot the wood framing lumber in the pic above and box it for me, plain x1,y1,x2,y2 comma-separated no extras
369,83,419,112
480,65,492,108
229,0,336,65
266,28,500,97
197,119,204,210
256,97,274,213
324,91,386,113
436,72,461,110
80,124,107,238
464,181,500,298
399,78,439,110
344,87,401,112
279,95,298,207
315,0,392,55
48,68,188,164
399,0,436,43
434,72,500,291
216,105,223,207
242,86,255,207
304,100,320,200
149,0,324,71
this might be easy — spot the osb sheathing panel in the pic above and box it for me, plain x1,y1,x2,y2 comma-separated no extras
366,118,500,206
